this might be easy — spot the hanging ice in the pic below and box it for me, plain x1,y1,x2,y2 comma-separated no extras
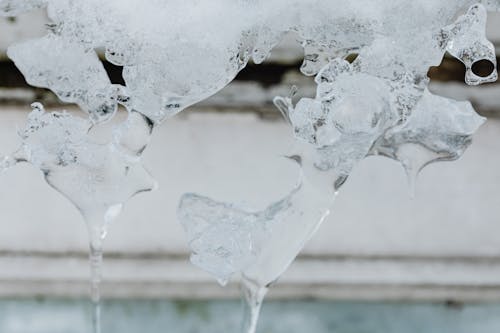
371,90,486,193
1,1,499,333
441,4,498,85
177,2,496,333
179,149,337,333
9,36,121,123
6,0,261,123
0,103,156,333
8,103,156,227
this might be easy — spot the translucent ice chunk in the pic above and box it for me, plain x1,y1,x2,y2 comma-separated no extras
2,2,499,332
8,36,119,123
2,103,157,333
179,152,337,286
28,0,262,123
440,4,498,85
15,103,156,228
4,0,499,126
275,59,397,181
178,192,279,286
179,144,337,333
371,90,486,194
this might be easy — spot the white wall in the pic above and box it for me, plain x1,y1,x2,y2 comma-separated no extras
0,107,499,300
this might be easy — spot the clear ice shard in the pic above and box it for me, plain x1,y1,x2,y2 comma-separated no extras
176,3,497,332
8,35,120,124
11,103,157,228
441,4,498,85
179,161,335,289
179,144,337,333
371,90,486,195
1,1,500,333
6,0,260,124
0,103,157,333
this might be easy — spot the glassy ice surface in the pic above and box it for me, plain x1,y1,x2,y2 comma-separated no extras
0,103,157,333
176,2,495,332
1,1,500,332
5,103,156,232
371,90,485,195
4,1,499,124
8,36,120,123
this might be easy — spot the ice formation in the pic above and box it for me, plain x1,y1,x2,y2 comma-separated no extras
0,103,156,333
1,1,499,333
178,2,495,332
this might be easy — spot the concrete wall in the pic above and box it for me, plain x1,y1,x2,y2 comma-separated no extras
2,299,500,333
0,106,498,301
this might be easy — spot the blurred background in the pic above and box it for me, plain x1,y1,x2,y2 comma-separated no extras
0,8,500,333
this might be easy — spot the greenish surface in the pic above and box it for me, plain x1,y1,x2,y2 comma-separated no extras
0,299,499,333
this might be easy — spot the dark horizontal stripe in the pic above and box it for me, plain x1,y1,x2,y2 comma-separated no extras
0,249,499,264
0,56,498,88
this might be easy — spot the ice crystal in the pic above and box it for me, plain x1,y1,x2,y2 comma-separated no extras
1,1,499,332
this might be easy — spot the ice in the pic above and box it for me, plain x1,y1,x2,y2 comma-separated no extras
9,36,120,123
6,2,497,126
178,193,279,286
371,90,486,195
7,0,260,123
179,153,336,333
12,103,156,225
0,103,156,333
441,4,498,85
276,59,397,180
1,1,500,332
176,2,498,332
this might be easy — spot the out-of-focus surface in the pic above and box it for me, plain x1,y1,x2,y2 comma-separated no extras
0,108,499,301
1,299,500,333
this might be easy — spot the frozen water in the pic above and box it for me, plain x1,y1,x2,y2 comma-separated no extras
441,4,498,85
0,103,156,333
371,90,486,195
176,2,496,332
179,151,336,333
1,1,499,332
179,157,336,286
4,1,498,125
178,192,276,286
11,103,156,227
6,0,260,123
9,36,120,123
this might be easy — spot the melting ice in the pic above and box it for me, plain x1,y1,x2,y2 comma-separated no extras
1,1,499,333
